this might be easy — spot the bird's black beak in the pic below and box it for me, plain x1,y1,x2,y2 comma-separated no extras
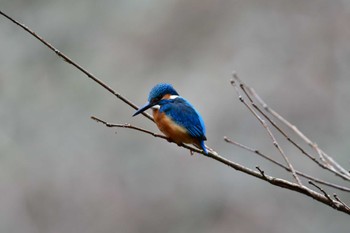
132,102,155,117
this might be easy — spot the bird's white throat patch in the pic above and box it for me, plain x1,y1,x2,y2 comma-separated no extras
152,105,160,109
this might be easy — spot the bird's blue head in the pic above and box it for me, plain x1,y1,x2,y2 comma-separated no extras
148,83,179,102
133,83,179,116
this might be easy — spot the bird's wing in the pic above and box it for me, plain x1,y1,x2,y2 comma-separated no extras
160,98,206,140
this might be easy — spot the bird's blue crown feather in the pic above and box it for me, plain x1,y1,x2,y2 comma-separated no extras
148,83,179,102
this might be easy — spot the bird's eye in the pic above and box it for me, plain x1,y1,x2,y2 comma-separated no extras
153,97,161,103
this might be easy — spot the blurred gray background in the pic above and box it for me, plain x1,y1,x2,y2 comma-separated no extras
1,0,350,232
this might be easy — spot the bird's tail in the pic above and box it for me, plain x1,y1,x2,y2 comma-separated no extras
199,140,208,154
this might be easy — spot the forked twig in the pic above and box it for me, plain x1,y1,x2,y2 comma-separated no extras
243,79,350,181
0,10,154,123
256,166,266,178
224,136,350,192
91,117,349,213
309,181,336,208
230,76,302,186
91,116,167,139
333,194,350,211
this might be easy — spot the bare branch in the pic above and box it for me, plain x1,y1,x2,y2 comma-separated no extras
91,116,208,154
231,75,302,186
224,136,350,192
0,10,154,123
334,194,350,211
91,116,350,214
309,181,336,208
243,79,350,181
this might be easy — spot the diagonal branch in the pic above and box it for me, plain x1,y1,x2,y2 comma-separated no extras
91,116,350,214
91,116,166,139
230,76,302,186
224,136,350,192
242,78,350,181
0,10,154,123
334,194,350,211
309,181,336,208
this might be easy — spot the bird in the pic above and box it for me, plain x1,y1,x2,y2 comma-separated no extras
133,83,208,154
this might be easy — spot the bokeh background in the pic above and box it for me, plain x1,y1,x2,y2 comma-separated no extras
1,0,350,232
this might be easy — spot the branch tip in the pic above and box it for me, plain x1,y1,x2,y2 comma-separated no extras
309,181,335,207
333,194,350,211
256,166,266,178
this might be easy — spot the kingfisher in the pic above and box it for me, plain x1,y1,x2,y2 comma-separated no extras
133,83,208,154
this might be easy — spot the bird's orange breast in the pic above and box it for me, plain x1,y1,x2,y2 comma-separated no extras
153,109,200,146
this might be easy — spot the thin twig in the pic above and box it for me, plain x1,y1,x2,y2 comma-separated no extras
91,116,166,139
333,194,350,211
309,181,336,208
224,136,350,192
0,10,154,123
322,151,350,177
231,75,302,186
244,80,350,181
256,166,266,178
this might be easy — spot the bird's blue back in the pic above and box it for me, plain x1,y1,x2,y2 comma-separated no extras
159,97,206,141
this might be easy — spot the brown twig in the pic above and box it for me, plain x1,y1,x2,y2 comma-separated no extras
0,10,154,123
224,136,350,192
243,79,350,181
333,194,350,211
256,166,266,178
308,181,336,208
91,116,166,139
230,76,302,186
